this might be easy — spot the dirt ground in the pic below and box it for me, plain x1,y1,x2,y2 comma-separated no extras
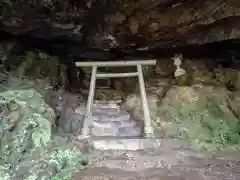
70,138,240,180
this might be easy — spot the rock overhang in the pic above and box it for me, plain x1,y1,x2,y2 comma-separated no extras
0,0,239,51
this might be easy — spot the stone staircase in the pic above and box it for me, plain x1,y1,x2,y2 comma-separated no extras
77,100,162,151
90,102,141,137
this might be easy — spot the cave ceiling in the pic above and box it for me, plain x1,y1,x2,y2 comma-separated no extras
0,0,240,59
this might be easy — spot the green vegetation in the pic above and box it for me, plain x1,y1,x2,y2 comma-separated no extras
158,86,240,152
0,75,88,180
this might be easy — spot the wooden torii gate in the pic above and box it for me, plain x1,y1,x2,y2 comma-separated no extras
75,59,156,138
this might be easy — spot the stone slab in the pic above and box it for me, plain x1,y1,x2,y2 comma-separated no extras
91,138,162,150
74,101,122,115
94,112,131,122
118,126,142,137
91,126,118,136
90,122,141,137
93,102,119,108
92,119,136,128
92,107,121,115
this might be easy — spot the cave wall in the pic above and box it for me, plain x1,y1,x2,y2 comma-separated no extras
1,39,240,94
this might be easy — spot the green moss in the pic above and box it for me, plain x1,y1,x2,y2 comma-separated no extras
158,86,240,152
16,137,87,180
0,77,88,180
0,165,11,180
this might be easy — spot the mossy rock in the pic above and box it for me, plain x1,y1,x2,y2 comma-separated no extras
14,136,88,180
0,89,54,168
157,85,240,152
0,78,88,180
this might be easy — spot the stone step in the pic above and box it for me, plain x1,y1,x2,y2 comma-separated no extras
93,101,119,108
92,101,125,115
94,100,121,105
89,138,192,151
75,107,130,119
90,123,142,137
92,119,136,128
92,108,121,116
74,101,124,116
76,136,190,150
93,112,131,122
90,138,162,150
117,126,142,137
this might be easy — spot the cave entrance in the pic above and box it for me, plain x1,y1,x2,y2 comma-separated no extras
75,59,157,138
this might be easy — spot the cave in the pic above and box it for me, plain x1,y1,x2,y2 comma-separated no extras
0,0,240,179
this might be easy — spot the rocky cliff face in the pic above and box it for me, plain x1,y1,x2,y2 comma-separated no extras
0,0,239,92
0,0,239,52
